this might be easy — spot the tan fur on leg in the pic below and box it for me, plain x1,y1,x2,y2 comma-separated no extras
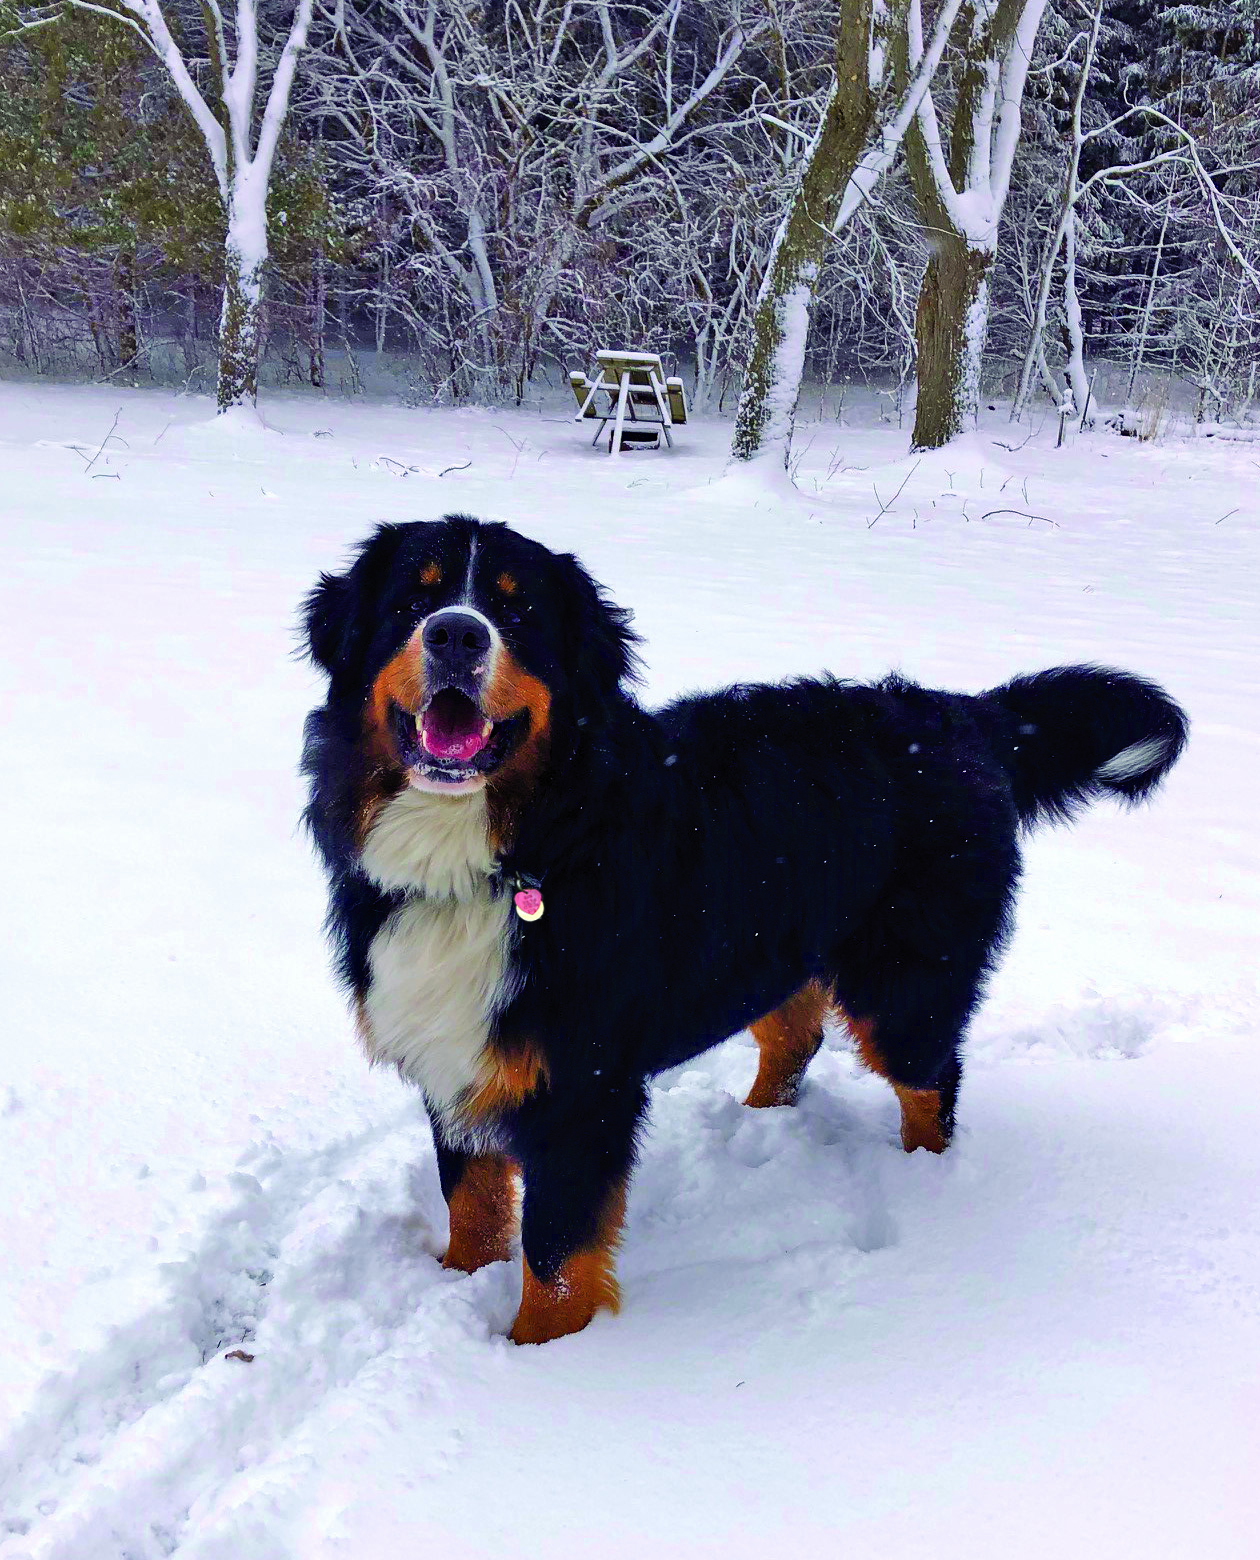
892,1084,948,1154
745,979,830,1108
845,1011,949,1154
443,1154,517,1273
510,1183,625,1345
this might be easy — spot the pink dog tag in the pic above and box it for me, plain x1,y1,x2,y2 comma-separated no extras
514,887,544,922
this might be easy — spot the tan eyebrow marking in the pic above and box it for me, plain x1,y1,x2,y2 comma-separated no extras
497,571,519,596
420,561,442,586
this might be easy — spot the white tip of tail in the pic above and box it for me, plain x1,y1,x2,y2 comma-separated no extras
1095,734,1171,784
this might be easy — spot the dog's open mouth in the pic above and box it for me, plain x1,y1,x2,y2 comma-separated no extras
421,688,493,763
389,689,524,786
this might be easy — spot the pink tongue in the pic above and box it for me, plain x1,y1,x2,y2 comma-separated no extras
422,706,489,763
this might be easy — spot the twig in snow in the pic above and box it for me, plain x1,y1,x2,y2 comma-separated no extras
981,508,1059,528
1214,508,1240,525
992,431,1034,453
79,408,125,473
91,472,122,480
439,459,472,477
788,432,816,483
154,419,174,446
493,425,526,453
377,455,420,476
868,460,920,528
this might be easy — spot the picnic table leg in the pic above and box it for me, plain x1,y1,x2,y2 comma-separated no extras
574,381,602,422
649,378,674,449
610,371,631,456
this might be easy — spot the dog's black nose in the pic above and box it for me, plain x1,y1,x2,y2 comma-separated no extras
423,609,492,668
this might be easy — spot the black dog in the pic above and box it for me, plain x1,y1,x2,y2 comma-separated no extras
302,515,1187,1343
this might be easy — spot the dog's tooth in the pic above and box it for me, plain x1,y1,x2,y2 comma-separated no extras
481,719,493,737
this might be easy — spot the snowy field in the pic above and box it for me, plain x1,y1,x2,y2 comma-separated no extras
2,381,1258,1559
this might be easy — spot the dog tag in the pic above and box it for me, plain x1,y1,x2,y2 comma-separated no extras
514,887,544,922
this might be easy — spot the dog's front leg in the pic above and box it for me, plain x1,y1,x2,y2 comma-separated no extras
434,1130,518,1274
509,1082,646,1345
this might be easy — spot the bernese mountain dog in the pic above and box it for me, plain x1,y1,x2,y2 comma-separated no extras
301,514,1187,1344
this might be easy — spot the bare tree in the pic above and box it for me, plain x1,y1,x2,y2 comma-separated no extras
902,0,1049,449
20,0,315,408
305,0,768,400
729,0,963,468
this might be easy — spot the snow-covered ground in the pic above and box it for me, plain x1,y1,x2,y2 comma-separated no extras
2,381,1258,1559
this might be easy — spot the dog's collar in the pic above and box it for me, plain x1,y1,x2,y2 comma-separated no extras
498,867,545,923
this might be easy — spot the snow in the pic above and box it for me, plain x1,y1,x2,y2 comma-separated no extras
744,275,817,466
2,381,1259,1558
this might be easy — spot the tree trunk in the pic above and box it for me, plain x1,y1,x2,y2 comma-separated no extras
1062,211,1089,423
118,246,139,373
217,250,263,408
182,287,200,380
732,272,823,464
911,235,993,450
308,250,326,389
82,273,114,374
731,74,874,466
1012,216,1066,420
1127,196,1171,404
217,204,266,410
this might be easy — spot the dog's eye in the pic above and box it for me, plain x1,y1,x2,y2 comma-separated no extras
409,595,428,616
500,606,523,628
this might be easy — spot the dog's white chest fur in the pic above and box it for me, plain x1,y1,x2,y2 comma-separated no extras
359,788,516,1116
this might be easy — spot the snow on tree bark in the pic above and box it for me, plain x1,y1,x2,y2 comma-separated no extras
911,234,993,450
903,0,1049,450
1061,213,1090,422
43,0,314,410
731,0,965,468
730,65,871,467
218,237,264,408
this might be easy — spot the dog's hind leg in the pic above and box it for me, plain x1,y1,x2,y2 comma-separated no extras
745,979,831,1108
843,1011,960,1154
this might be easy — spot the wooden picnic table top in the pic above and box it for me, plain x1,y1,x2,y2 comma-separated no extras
594,349,666,376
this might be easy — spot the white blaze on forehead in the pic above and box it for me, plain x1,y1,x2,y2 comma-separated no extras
419,530,502,674
461,529,479,603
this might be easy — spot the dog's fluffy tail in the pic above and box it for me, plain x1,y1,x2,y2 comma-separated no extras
979,665,1188,828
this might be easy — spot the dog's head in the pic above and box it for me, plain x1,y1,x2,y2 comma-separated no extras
303,516,638,801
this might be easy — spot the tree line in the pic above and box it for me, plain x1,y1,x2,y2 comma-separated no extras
1,0,1256,458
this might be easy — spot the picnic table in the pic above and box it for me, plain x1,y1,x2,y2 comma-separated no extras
569,349,688,454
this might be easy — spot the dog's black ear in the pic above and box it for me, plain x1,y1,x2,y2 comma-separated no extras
560,553,641,718
302,524,406,687
303,569,359,678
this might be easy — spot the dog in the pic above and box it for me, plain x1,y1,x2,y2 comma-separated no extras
301,514,1187,1344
